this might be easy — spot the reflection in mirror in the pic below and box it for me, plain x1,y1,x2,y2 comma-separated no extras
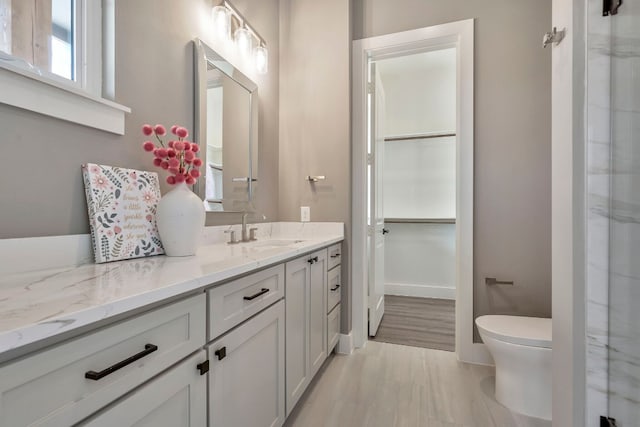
193,38,258,212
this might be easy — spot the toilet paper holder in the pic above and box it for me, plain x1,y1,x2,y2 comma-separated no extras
485,277,514,286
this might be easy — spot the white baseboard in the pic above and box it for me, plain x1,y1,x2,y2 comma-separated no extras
336,332,354,355
385,282,456,300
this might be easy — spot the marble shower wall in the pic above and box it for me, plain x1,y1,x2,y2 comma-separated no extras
607,0,640,423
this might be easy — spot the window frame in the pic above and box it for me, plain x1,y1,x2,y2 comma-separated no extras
0,0,129,134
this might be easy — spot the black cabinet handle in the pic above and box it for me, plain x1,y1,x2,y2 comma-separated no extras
85,344,158,381
382,228,390,235
243,288,269,301
215,347,227,360
308,256,319,264
197,360,210,375
331,284,341,291
330,253,341,258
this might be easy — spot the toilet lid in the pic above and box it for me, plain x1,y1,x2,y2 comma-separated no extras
475,315,552,348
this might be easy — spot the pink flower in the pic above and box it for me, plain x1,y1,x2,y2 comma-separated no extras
167,149,176,158
183,142,192,151
191,144,200,153
190,169,201,178
193,158,203,167
184,151,195,162
166,176,176,185
155,148,168,158
142,191,156,203
168,158,180,168
114,226,122,234
170,125,179,135
153,158,162,167
168,140,175,148
168,167,180,175
146,214,153,221
160,161,169,170
175,173,186,183
92,175,108,189
154,124,166,136
185,176,195,185
174,141,184,151
176,127,188,138
142,124,153,136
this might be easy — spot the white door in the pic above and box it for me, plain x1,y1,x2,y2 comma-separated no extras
368,62,386,337
208,301,285,427
79,352,207,427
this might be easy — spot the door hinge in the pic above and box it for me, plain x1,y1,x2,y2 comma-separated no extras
367,82,375,94
603,0,622,16
197,360,210,375
367,153,373,165
601,416,618,427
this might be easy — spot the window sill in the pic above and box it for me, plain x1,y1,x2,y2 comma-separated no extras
0,63,131,135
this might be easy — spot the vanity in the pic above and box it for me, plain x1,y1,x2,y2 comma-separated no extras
0,222,344,426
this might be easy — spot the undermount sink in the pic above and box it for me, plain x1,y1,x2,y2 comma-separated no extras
250,239,305,247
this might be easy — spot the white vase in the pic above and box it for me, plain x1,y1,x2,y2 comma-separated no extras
156,182,205,256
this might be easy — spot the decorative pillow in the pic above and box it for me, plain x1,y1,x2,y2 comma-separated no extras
82,163,164,263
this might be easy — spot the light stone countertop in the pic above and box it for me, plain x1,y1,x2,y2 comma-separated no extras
0,222,343,364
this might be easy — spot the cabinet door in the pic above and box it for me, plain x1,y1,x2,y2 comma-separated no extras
309,249,328,377
285,256,311,415
79,351,207,427
208,300,285,427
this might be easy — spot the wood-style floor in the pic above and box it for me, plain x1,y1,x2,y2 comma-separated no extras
285,341,551,427
371,296,455,352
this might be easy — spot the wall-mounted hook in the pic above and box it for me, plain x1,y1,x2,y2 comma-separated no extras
306,176,326,182
542,27,565,48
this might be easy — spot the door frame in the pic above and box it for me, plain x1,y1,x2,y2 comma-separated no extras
351,19,485,364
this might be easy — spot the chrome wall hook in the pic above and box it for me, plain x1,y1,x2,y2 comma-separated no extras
542,27,565,48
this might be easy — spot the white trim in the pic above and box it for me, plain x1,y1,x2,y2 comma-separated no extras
385,283,455,300
351,20,476,362
336,332,354,355
0,0,129,134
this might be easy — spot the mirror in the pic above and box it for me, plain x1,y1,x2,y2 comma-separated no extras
193,38,258,212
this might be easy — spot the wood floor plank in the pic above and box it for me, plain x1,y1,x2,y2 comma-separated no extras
371,295,455,351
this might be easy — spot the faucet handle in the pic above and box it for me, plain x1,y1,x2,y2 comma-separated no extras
249,227,258,241
224,229,239,244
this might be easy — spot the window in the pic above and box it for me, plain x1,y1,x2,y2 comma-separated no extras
0,0,129,134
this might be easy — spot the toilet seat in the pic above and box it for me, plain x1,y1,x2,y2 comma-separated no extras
475,315,551,348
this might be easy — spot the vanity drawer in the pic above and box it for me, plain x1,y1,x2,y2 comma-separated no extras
208,264,284,340
327,303,341,352
327,266,342,313
327,243,342,270
0,293,206,427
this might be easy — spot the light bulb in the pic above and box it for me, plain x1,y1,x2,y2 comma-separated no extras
255,45,268,74
211,6,231,41
234,27,253,56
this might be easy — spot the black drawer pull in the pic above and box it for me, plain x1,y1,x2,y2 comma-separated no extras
331,284,341,291
215,346,227,360
308,256,319,264
330,253,341,258
243,288,269,301
85,344,158,381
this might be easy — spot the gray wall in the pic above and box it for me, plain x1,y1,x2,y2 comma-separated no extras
0,0,280,238
353,0,553,337
278,0,352,331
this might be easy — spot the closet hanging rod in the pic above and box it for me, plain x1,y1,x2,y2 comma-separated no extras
384,218,456,224
384,132,456,142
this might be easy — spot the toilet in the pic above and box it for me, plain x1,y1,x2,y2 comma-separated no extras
475,315,552,420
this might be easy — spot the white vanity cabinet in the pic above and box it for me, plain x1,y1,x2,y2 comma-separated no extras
0,294,206,427
207,300,285,427
326,243,342,353
78,351,208,427
285,249,328,416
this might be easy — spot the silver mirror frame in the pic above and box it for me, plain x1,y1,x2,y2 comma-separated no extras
193,38,258,211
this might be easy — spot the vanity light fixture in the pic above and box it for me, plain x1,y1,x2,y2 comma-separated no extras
213,0,269,74
211,5,231,41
